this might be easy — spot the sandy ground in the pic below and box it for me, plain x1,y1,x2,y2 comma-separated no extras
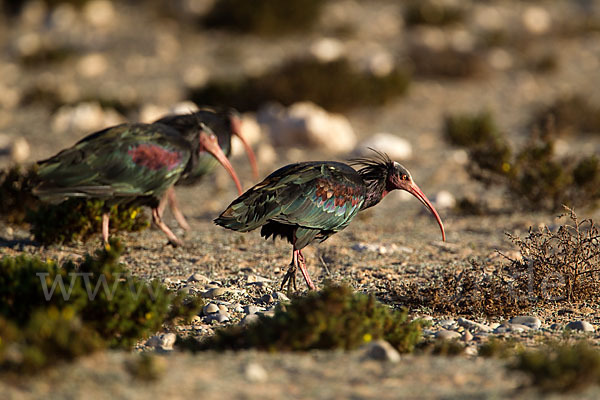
2,0,600,398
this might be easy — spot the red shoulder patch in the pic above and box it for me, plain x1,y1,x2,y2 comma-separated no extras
128,144,182,171
315,178,362,206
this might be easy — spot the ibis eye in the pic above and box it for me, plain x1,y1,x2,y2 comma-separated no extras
401,174,408,181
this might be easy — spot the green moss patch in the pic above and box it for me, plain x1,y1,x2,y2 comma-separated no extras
179,285,423,353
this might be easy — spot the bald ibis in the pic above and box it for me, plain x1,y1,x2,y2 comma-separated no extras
33,122,242,246
215,151,445,291
154,108,258,231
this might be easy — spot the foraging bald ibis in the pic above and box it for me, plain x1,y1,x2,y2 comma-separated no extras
215,150,445,291
34,122,242,246
154,108,258,231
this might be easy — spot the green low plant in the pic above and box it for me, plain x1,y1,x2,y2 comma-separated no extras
27,198,149,245
189,57,410,112
179,285,423,353
445,111,600,210
0,165,39,224
512,341,600,393
0,240,203,372
203,0,324,36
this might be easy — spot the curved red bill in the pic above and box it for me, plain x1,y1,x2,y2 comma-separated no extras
199,132,243,195
231,116,259,180
405,181,446,241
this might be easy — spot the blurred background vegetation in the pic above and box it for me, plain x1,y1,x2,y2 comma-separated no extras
0,0,599,222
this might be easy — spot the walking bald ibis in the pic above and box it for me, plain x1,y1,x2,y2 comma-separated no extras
215,150,445,291
154,108,258,231
33,122,242,246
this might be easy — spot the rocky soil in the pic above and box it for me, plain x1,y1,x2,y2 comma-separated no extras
2,0,600,398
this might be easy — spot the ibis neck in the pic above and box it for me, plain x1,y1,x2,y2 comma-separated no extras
360,178,387,210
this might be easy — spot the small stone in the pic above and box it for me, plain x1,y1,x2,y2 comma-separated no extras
234,304,245,313
550,323,563,331
83,0,115,28
10,138,30,163
218,304,228,313
566,321,595,332
244,305,261,315
139,104,169,124
242,314,260,325
245,363,268,382
259,310,276,318
178,286,192,296
462,330,473,342
435,330,461,340
76,53,108,78
146,332,176,350
258,102,357,154
356,133,412,160
207,312,230,323
509,324,531,333
246,281,268,289
273,292,290,302
310,37,345,62
202,287,227,298
191,315,202,324
203,303,219,315
439,319,457,329
187,273,209,283
522,6,551,34
457,318,492,333
362,340,401,363
493,324,510,334
464,346,478,357
183,65,209,88
247,275,271,284
433,190,456,210
509,316,541,330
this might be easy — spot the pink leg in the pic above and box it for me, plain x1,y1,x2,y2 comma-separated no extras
157,191,168,220
151,208,183,247
296,249,316,290
102,212,110,244
167,186,191,231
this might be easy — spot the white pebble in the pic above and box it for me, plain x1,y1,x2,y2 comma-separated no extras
356,133,412,160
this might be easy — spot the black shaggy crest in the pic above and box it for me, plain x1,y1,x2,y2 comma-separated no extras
349,149,393,210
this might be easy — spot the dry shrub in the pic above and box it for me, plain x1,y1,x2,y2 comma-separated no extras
392,260,531,317
395,208,600,317
531,95,600,137
445,110,600,211
505,207,600,302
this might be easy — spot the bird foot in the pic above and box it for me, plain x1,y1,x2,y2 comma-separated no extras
166,238,185,248
280,264,298,295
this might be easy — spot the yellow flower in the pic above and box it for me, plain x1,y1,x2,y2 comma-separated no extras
502,162,511,173
363,333,372,343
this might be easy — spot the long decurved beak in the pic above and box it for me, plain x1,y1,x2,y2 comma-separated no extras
199,132,243,195
231,116,259,180
404,181,446,241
